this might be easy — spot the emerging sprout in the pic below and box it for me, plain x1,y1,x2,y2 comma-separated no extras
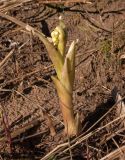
38,17,80,136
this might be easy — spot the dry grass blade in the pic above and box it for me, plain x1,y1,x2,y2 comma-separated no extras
100,127,125,145
66,128,73,160
0,12,64,80
112,138,123,156
0,104,12,152
40,142,68,160
0,64,53,88
116,93,125,127
0,119,40,143
0,0,32,12
38,0,92,4
0,88,63,125
73,93,125,144
0,49,15,70
0,11,34,32
44,112,56,137
40,95,125,159
0,0,92,12
100,145,125,160
59,113,125,156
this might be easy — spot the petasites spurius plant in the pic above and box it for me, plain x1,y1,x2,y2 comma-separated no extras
38,17,80,136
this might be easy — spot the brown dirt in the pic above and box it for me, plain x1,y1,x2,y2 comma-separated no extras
0,0,125,159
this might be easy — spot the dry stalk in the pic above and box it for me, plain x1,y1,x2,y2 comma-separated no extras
41,89,125,159
41,142,68,160
0,88,63,125
41,113,125,160
0,64,53,88
112,138,123,155
0,49,15,70
100,127,125,145
38,0,92,4
66,124,73,160
0,0,32,12
0,119,40,143
73,93,125,144
58,113,125,157
100,145,125,160
13,130,48,143
44,112,56,137
0,0,92,12
0,104,12,153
